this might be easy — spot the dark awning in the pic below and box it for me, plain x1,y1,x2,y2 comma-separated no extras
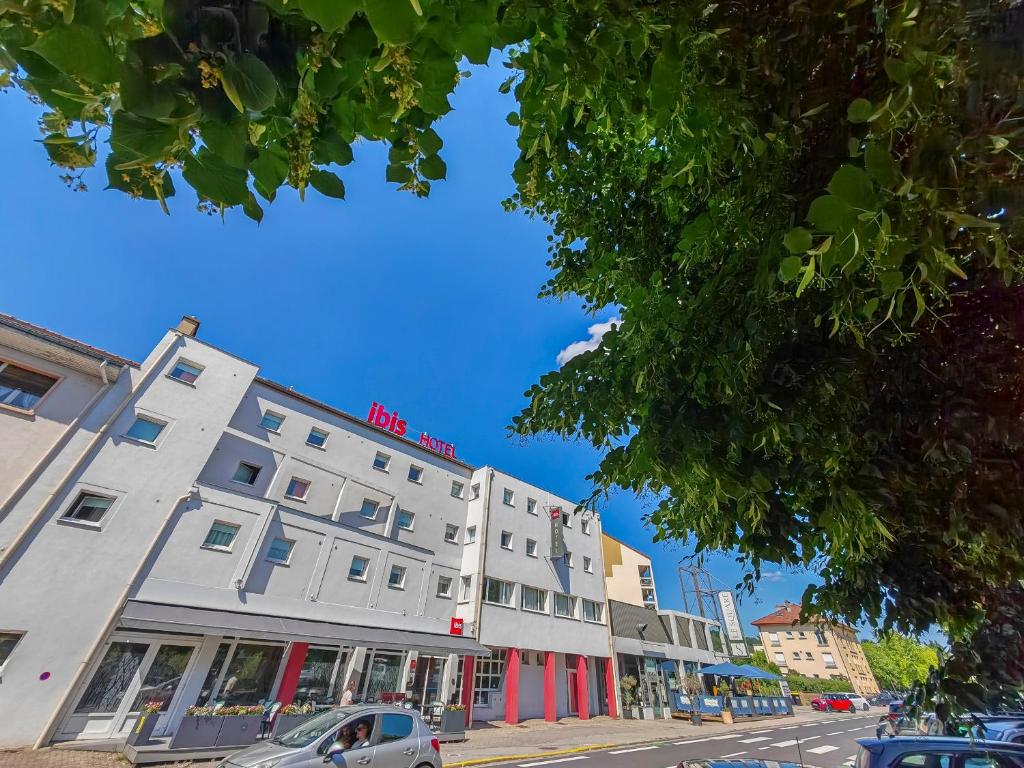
120,600,489,657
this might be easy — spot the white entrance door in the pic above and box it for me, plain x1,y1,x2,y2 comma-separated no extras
58,635,200,741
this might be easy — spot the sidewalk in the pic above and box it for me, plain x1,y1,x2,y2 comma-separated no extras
441,706,828,767
0,707,831,768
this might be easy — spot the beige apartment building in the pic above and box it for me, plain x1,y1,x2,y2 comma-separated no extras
602,533,657,608
752,601,879,695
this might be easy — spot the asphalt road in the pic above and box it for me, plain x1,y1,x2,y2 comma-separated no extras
509,711,881,768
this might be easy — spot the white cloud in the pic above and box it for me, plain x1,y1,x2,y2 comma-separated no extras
556,317,620,366
762,570,786,583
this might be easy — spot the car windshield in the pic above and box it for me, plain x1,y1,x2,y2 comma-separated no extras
273,708,352,748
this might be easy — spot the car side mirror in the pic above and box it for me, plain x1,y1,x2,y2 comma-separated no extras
324,743,344,763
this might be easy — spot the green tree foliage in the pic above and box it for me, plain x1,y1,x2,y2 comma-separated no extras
747,650,782,677
2,0,1022,717
784,674,853,695
863,635,939,691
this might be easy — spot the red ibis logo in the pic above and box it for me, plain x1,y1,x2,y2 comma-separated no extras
450,617,464,636
367,402,457,458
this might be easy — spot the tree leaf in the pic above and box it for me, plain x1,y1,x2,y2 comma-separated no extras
364,0,424,44
315,131,354,166
783,227,812,254
827,164,875,209
183,148,249,206
419,153,446,180
386,162,413,184
847,98,873,124
864,144,900,188
418,127,443,156
201,118,248,169
309,168,346,199
796,255,815,296
298,0,360,33
806,195,853,233
221,54,277,112
939,210,999,230
779,255,802,282
27,24,119,84
250,144,288,201
242,192,264,223
110,112,180,164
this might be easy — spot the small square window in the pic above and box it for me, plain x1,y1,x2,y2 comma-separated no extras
169,359,202,384
444,524,459,543
285,477,310,500
232,462,261,486
581,518,591,535
373,452,391,471
267,537,294,564
471,483,480,500
126,416,164,443
451,481,465,498
502,488,514,506
396,509,415,531
804,651,813,660
500,531,513,550
525,539,537,557
563,551,574,567
408,465,423,483
465,526,477,544
388,565,406,589
561,512,572,528
63,492,114,524
203,521,239,551
583,556,593,573
349,556,369,581
437,575,453,598
0,632,24,671
0,361,58,411
359,499,379,519
460,575,472,601
306,427,329,448
526,498,537,515
260,410,285,432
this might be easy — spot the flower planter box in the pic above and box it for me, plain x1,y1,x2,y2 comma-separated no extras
170,715,223,749
722,709,734,725
641,706,655,720
661,707,673,719
125,713,159,747
216,715,263,747
439,710,466,735
272,713,316,737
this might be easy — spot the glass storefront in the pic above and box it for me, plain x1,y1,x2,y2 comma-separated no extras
195,642,231,706
220,643,285,706
359,651,404,702
75,642,148,714
294,647,344,704
129,644,195,712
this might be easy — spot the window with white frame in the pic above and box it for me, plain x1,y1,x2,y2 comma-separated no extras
266,537,294,564
0,360,58,411
359,499,379,519
168,358,202,384
408,465,423,483
349,555,370,581
792,651,801,660
563,551,574,568
483,577,514,606
525,538,537,557
202,521,240,551
561,512,572,528
0,632,24,672
437,575,453,598
768,632,781,646
502,488,515,506
554,593,576,618
372,451,390,471
581,518,591,535
232,462,261,485
451,481,464,498
471,483,480,500
526,498,537,515
774,651,786,664
62,491,115,524
582,599,603,623
465,526,477,544
583,555,593,573
499,530,513,550
125,415,164,443
285,477,310,500
804,651,814,659
388,565,406,589
260,410,285,432
521,585,547,613
459,575,472,601
444,524,459,543
306,427,329,448
822,652,837,669
396,509,415,530
474,650,505,706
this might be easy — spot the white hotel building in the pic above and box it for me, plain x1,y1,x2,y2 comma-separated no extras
0,313,624,751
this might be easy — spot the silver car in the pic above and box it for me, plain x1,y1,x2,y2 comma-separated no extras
219,705,443,768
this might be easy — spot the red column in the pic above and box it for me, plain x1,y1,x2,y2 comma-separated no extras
544,651,557,722
461,656,475,727
576,655,590,720
604,658,618,718
275,642,309,706
504,647,521,725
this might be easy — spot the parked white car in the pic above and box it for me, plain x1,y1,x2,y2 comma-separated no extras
843,693,870,711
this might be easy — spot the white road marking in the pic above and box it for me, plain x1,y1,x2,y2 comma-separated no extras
519,757,590,767
739,737,771,744
751,730,774,734
771,740,799,747
827,731,847,736
779,726,798,731
609,746,660,755
808,745,840,755
721,752,748,758
674,739,712,745
801,735,822,742
847,728,862,733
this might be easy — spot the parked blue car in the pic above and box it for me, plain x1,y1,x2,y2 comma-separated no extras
854,736,1024,768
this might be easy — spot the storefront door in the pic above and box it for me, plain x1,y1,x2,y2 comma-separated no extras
409,656,446,713
58,635,200,741
360,651,404,703
566,668,578,715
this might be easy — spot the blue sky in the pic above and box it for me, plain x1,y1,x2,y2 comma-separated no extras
0,55,815,635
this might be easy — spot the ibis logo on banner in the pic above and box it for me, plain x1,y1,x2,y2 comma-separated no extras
450,617,464,636
549,507,566,558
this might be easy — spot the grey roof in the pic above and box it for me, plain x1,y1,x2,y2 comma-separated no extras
609,600,673,644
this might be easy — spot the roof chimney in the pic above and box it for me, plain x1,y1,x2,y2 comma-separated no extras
176,315,201,337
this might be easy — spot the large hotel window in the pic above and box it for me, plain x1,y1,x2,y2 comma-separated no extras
554,593,576,618
0,360,58,411
582,599,603,623
474,650,505,706
483,577,514,606
521,585,547,614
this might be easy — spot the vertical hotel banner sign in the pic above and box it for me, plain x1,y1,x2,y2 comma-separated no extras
717,591,745,642
549,507,566,558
